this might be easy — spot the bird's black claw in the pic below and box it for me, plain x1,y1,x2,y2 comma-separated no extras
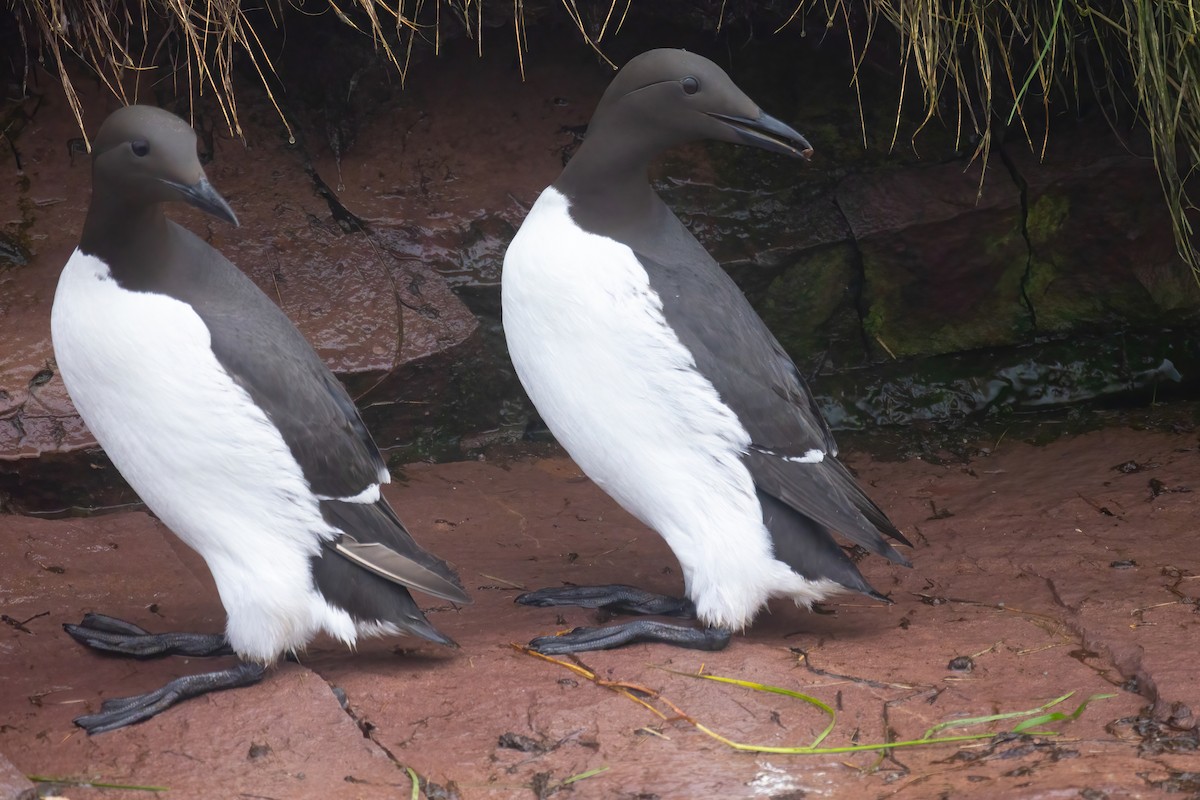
74,662,266,734
528,620,731,654
516,584,696,618
64,614,233,658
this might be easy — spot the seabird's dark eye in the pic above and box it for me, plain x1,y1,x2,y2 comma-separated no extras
681,76,700,95
131,140,150,157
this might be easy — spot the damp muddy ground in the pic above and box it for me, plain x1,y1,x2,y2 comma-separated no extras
2,420,1199,799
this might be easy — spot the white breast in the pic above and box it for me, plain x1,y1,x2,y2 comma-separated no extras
51,250,373,660
502,188,834,628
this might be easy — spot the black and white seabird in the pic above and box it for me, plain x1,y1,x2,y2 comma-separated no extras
502,49,910,654
51,105,469,733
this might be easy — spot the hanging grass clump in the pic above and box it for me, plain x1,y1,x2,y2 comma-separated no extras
7,1,1198,280
793,0,1198,284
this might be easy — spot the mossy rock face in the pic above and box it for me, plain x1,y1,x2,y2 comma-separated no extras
756,243,866,368
1011,132,1200,333
841,161,1031,357
1022,179,1183,333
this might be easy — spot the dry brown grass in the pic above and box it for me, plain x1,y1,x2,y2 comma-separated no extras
12,0,436,145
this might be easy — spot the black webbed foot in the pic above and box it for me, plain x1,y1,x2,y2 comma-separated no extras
74,662,266,734
529,620,731,654
516,584,696,618
64,613,233,658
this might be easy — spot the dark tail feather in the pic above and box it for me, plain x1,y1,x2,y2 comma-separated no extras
320,498,470,604
311,544,457,647
760,490,890,601
824,458,913,549
748,450,910,566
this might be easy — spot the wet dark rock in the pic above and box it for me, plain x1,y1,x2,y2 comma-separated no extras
623,75,1198,430
814,331,1197,431
1141,770,1200,793
0,230,29,268
947,655,975,672
0,447,139,516
497,732,544,753
665,167,847,264
1114,460,1158,474
248,742,272,760
1166,702,1196,731
1148,477,1192,498
1112,714,1200,755
423,778,462,800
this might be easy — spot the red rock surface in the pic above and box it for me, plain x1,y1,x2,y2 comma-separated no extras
2,425,1197,799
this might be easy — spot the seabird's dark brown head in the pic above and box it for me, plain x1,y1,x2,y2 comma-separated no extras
585,48,813,162
90,105,238,226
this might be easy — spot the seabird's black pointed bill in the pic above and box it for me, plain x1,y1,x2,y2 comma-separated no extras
163,177,239,226
707,111,813,160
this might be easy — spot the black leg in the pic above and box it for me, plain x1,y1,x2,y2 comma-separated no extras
74,661,267,734
64,613,233,658
529,620,731,654
517,584,730,653
516,584,696,618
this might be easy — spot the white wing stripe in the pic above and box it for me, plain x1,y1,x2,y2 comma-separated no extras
317,483,381,504
751,446,826,464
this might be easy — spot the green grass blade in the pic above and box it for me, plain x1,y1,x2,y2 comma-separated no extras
667,668,1114,757
28,775,169,792
1007,0,1065,124
922,691,1076,738
667,669,838,748
698,728,997,755
1010,693,1117,734
558,766,610,786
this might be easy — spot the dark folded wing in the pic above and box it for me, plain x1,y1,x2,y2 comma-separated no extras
206,301,471,601
636,248,908,560
161,231,468,626
319,498,470,604
204,291,388,500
